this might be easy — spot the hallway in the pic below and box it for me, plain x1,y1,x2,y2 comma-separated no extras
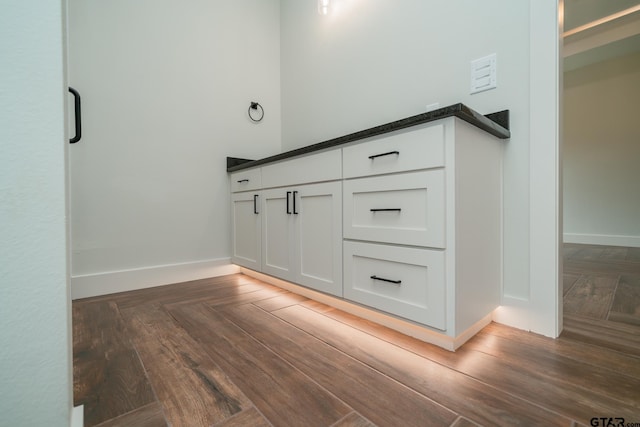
562,243,640,355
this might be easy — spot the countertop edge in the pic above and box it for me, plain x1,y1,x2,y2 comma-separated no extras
227,103,510,172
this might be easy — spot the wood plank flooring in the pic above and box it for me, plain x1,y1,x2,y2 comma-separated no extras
73,300,157,426
73,272,640,426
563,243,640,351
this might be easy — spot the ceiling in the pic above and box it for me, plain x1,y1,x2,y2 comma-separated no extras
564,0,640,30
564,0,640,70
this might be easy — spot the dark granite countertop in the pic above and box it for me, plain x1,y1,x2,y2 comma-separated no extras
227,103,509,172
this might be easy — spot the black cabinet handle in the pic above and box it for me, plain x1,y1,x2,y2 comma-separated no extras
371,275,402,285
286,191,292,214
237,179,249,183
368,150,399,160
293,191,298,214
69,87,82,144
370,208,402,212
253,194,259,214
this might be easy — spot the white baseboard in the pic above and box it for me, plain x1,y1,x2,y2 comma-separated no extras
239,267,490,351
493,296,536,335
71,405,83,427
71,258,240,300
563,233,640,248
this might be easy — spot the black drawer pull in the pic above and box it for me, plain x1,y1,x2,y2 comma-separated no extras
368,150,399,160
237,179,249,183
370,208,402,212
293,191,299,214
286,191,292,214
371,275,402,285
253,194,259,214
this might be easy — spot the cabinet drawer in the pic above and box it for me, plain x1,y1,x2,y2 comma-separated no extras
343,170,445,248
262,149,341,188
343,241,445,330
230,168,262,192
343,123,444,178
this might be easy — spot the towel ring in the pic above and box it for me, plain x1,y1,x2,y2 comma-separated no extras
248,102,264,123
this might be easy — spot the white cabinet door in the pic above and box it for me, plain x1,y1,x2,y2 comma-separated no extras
295,181,342,296
260,182,343,296
231,192,261,271
261,188,296,282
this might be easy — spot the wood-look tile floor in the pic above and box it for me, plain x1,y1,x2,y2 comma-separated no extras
74,272,640,427
563,243,640,356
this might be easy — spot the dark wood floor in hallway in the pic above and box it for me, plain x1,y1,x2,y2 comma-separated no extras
73,273,640,427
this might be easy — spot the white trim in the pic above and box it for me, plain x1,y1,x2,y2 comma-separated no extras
493,296,534,332
71,258,240,300
71,405,83,427
493,0,562,338
452,313,494,350
240,268,491,351
528,0,562,338
564,233,640,248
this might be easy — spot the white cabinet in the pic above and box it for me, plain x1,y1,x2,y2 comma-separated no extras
230,168,262,272
231,149,343,297
342,123,444,179
343,241,446,329
230,168,262,193
262,182,342,296
261,149,341,188
230,191,261,270
342,118,503,340
261,188,296,281
229,117,503,348
343,170,446,248
296,182,342,295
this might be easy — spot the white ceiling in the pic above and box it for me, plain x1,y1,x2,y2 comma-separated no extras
564,0,640,30
564,0,640,71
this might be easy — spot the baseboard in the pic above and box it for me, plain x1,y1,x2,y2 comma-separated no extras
71,258,240,300
563,233,640,248
239,267,489,351
493,296,534,334
71,405,83,427
453,313,493,348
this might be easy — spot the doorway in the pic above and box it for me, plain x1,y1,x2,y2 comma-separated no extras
561,0,640,354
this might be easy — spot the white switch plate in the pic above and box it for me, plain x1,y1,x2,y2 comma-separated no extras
470,53,497,94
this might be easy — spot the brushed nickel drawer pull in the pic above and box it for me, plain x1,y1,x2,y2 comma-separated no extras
370,275,402,285
370,208,402,212
368,150,399,160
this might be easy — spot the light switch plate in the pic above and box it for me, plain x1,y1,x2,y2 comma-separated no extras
470,53,497,94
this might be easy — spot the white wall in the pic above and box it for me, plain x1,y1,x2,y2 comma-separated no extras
67,0,281,295
564,51,640,247
280,0,561,336
281,1,529,150
0,1,72,426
